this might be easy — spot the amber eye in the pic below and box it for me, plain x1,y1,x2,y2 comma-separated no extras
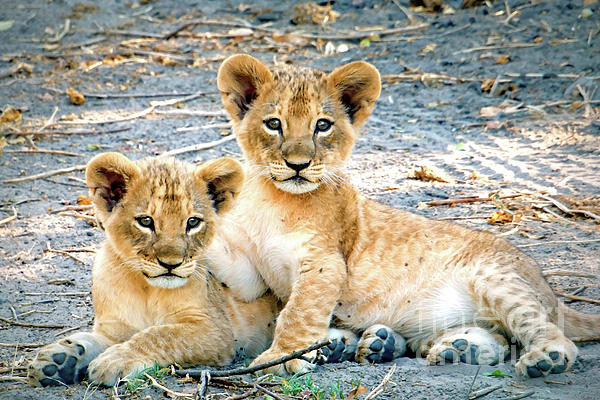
264,118,282,131
315,119,332,133
186,217,203,231
136,216,154,230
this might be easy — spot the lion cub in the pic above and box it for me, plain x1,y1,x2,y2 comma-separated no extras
28,153,279,387
206,54,600,378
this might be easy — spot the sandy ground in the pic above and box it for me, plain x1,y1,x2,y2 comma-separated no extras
0,0,599,399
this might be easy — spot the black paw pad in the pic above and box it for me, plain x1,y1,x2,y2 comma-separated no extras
76,366,88,382
369,340,383,352
42,364,58,377
527,365,543,378
459,345,479,365
440,349,458,363
551,359,567,374
52,352,66,365
39,378,59,387
537,360,552,372
375,328,388,340
58,356,78,384
322,338,347,364
76,344,85,356
549,351,560,361
452,339,468,351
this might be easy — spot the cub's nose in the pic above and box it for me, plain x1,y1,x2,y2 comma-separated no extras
284,160,311,173
157,258,183,271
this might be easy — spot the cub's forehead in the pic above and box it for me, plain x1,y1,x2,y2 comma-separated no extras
268,65,334,116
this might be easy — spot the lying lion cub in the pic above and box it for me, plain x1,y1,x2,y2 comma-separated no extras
207,54,600,378
28,153,279,386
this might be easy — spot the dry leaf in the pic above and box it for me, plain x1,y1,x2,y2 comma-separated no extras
418,43,437,56
480,106,501,117
480,78,495,92
77,194,92,205
489,211,520,224
533,36,544,43
486,120,502,130
345,384,367,400
272,33,309,46
495,55,510,64
570,101,583,111
408,166,456,184
227,28,254,37
0,20,15,32
66,87,85,105
0,107,21,123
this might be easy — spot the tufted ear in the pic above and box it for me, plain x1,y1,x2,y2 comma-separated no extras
86,152,140,218
217,54,273,122
326,61,381,128
196,157,244,214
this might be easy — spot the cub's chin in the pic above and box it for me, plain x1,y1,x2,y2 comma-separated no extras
273,179,319,195
145,275,188,289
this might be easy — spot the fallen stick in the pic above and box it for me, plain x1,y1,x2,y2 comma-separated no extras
468,384,503,400
0,207,17,226
554,291,600,305
517,239,600,248
365,364,396,400
425,194,524,206
175,339,331,378
49,205,93,213
58,106,155,125
81,91,200,99
503,390,535,400
160,135,236,157
543,269,597,279
454,42,540,55
4,149,84,157
153,109,227,117
0,316,65,329
23,291,90,296
539,194,600,220
44,247,87,265
0,342,47,349
5,127,132,136
3,165,86,184
144,373,193,399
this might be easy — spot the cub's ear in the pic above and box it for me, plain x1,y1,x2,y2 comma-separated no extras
326,61,381,127
196,157,244,214
217,54,273,122
86,152,140,215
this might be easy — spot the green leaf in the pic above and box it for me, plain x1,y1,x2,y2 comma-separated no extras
0,20,14,32
483,369,512,378
360,38,370,47
87,143,101,151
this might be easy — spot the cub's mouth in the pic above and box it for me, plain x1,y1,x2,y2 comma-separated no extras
284,175,309,182
143,272,188,289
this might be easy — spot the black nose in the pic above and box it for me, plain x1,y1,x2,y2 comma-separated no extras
284,160,311,173
157,259,182,271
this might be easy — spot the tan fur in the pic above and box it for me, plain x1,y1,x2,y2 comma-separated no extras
209,54,600,377
28,153,279,387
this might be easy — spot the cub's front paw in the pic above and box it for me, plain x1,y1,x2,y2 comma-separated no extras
321,329,358,364
356,324,406,363
426,327,508,366
28,332,104,387
515,339,577,378
88,344,150,386
250,348,314,376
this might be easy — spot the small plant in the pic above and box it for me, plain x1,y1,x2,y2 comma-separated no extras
279,373,326,399
124,362,170,392
482,369,512,378
327,379,344,399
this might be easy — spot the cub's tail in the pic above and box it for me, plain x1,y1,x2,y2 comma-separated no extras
560,302,600,341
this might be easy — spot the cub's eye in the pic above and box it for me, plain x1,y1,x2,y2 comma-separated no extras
264,118,282,131
315,119,333,133
136,216,154,230
186,217,203,231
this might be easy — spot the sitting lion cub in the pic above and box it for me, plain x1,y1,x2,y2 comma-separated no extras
206,54,600,378
28,153,279,387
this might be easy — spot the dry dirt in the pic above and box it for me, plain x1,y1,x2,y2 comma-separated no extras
0,0,599,399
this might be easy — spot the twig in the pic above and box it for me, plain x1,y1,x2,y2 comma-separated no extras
223,388,259,400
0,316,65,329
365,364,396,400
153,109,227,117
175,123,232,132
143,373,193,398
4,149,84,157
176,339,331,378
0,376,28,383
160,135,236,157
0,207,17,226
468,384,502,400
0,342,47,348
517,239,600,248
554,291,600,305
391,0,417,24
3,165,86,184
50,205,93,213
466,365,482,399
255,383,285,400
437,215,490,221
24,291,90,296
4,126,132,136
197,370,210,398
44,247,87,265
543,269,597,279
0,63,33,79
454,43,540,55
503,390,535,400
57,211,97,223
426,194,524,206
48,19,71,43
539,194,600,220
58,106,156,125
81,91,202,99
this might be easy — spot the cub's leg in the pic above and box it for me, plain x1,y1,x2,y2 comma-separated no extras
88,322,235,386
355,324,407,363
28,332,110,386
425,326,508,366
473,269,578,378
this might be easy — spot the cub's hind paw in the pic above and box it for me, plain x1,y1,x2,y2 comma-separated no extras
427,327,508,366
355,324,406,363
515,340,577,378
321,328,358,364
28,332,104,387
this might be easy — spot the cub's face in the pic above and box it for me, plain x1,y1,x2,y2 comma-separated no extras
86,154,243,289
217,55,381,194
